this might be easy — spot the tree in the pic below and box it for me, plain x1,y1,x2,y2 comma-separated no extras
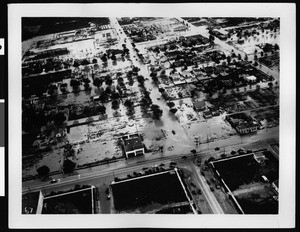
209,34,215,42
73,60,80,68
268,82,273,89
37,165,50,177
111,92,120,100
99,92,108,103
111,54,117,61
274,43,279,51
124,99,134,109
124,48,130,54
141,96,152,108
53,112,66,126
170,108,178,114
98,105,106,114
70,79,80,88
111,100,119,110
158,87,165,93
150,71,157,78
105,75,113,86
226,56,231,64
63,159,76,174
92,58,97,63
117,77,124,84
137,75,145,84
166,101,175,108
151,75,158,84
93,78,102,88
151,104,163,120
83,78,91,84
132,66,140,73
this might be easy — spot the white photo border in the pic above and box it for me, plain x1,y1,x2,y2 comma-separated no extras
8,3,296,229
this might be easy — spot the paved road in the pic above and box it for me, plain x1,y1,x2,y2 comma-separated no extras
189,161,224,214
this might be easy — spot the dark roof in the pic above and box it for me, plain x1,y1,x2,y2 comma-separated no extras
124,137,144,152
22,191,41,214
203,110,212,116
194,101,205,109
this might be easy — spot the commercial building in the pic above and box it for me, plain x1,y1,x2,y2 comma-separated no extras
122,134,145,158
22,191,44,214
226,113,259,135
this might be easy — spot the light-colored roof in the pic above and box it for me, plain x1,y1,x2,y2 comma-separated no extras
246,75,257,81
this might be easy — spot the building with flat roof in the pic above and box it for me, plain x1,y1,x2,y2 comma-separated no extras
122,134,145,158
22,191,44,214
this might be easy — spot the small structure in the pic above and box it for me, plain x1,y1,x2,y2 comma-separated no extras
203,110,213,118
237,39,245,44
245,75,257,83
122,134,145,158
226,113,258,135
193,101,206,111
236,123,258,134
253,152,266,164
272,180,279,193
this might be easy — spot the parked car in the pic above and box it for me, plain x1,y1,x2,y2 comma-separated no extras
50,179,57,184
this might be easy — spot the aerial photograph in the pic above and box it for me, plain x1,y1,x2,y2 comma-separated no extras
21,17,280,215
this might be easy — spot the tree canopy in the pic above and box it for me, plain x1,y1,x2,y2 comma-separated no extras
37,165,50,176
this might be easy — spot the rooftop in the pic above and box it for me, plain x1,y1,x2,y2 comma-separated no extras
246,75,257,81
193,101,205,109
124,136,144,152
22,191,43,214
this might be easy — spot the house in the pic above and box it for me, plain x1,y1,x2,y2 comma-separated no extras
245,75,257,83
237,39,245,44
193,101,206,111
122,134,145,158
226,113,259,135
236,124,258,134
203,110,213,118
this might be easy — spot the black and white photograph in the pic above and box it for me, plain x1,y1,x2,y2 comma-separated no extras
7,3,295,229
